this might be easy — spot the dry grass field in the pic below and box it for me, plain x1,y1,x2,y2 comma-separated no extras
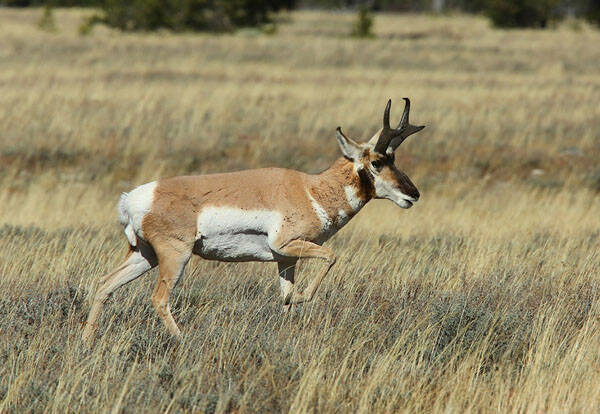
1,8,600,413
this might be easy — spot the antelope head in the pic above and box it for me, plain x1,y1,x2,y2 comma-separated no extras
336,98,425,208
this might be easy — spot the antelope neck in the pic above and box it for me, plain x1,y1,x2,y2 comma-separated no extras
307,157,373,219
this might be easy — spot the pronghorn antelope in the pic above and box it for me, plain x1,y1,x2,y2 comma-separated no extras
82,98,425,343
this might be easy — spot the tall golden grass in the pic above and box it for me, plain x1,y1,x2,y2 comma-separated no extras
0,8,599,412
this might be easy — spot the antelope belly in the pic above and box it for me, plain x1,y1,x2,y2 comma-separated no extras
194,207,282,262
194,232,275,261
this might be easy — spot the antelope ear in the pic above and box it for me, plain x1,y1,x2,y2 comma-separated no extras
336,127,362,160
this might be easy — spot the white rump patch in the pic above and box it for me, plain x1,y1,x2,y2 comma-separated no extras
118,181,157,245
117,193,129,226
195,207,282,262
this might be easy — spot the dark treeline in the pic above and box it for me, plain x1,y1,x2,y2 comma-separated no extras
298,0,599,28
2,0,599,30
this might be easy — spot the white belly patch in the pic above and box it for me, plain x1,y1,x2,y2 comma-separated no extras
194,207,282,262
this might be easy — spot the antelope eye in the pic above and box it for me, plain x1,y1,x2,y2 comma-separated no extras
371,159,384,170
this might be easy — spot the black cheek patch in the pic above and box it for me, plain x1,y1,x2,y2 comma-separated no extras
358,168,375,198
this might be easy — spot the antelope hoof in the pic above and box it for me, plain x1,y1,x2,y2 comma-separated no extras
288,292,306,306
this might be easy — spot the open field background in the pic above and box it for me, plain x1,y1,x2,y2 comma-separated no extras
1,8,599,412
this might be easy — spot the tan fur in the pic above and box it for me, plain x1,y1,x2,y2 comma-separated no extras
142,158,366,251
308,158,369,225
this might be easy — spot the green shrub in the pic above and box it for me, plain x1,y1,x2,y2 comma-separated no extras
37,4,57,32
351,5,374,37
1,0,32,5
584,0,600,25
88,0,293,32
0,0,101,5
485,0,560,28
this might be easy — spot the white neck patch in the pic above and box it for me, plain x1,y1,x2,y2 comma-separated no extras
306,190,333,231
344,185,364,212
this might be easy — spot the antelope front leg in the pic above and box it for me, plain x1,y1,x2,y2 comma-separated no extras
277,261,296,311
275,240,336,305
